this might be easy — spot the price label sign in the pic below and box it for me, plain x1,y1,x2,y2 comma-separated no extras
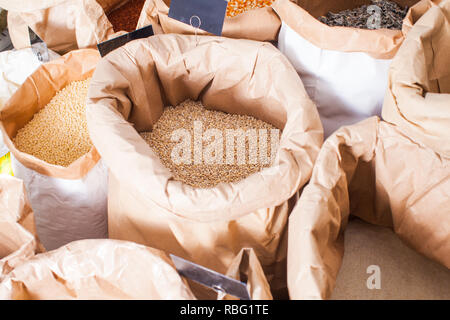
169,0,228,36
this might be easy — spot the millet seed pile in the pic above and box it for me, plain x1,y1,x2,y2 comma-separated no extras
319,0,408,30
13,79,93,167
140,100,279,189
226,0,274,18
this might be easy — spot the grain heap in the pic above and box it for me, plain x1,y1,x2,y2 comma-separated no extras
226,0,275,17
13,79,92,167
107,0,146,32
140,100,279,188
319,0,408,30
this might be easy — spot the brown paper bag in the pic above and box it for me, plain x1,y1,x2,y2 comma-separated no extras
136,0,281,41
219,248,273,300
186,247,274,300
86,34,323,297
287,117,450,300
272,0,439,138
383,0,450,158
0,49,108,251
0,176,42,279
331,219,450,300
1,0,115,54
0,239,197,299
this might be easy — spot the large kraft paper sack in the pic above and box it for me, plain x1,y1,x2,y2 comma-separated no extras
0,239,196,299
0,49,108,251
331,219,450,300
272,0,439,138
0,48,60,174
383,0,450,158
136,0,281,42
183,247,273,300
86,34,323,297
0,0,116,55
287,117,450,299
0,175,43,280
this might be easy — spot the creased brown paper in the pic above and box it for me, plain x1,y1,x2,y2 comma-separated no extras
86,34,323,297
383,0,450,158
219,248,273,300
288,117,450,300
272,0,441,59
137,0,281,41
331,219,450,300
0,239,196,299
0,176,42,279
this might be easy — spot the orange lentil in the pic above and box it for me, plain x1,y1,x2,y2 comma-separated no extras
107,0,146,32
226,0,274,17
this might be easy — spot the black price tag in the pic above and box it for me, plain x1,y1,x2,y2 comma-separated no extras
169,0,228,36
97,25,154,57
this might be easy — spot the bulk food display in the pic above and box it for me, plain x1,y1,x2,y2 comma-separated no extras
0,49,108,251
288,117,450,299
86,34,322,298
0,240,271,300
272,0,438,137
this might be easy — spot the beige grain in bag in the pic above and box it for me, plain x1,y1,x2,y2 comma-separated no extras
86,34,323,298
0,176,42,280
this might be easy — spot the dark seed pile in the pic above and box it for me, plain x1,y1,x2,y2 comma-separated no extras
140,100,279,189
318,0,408,30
